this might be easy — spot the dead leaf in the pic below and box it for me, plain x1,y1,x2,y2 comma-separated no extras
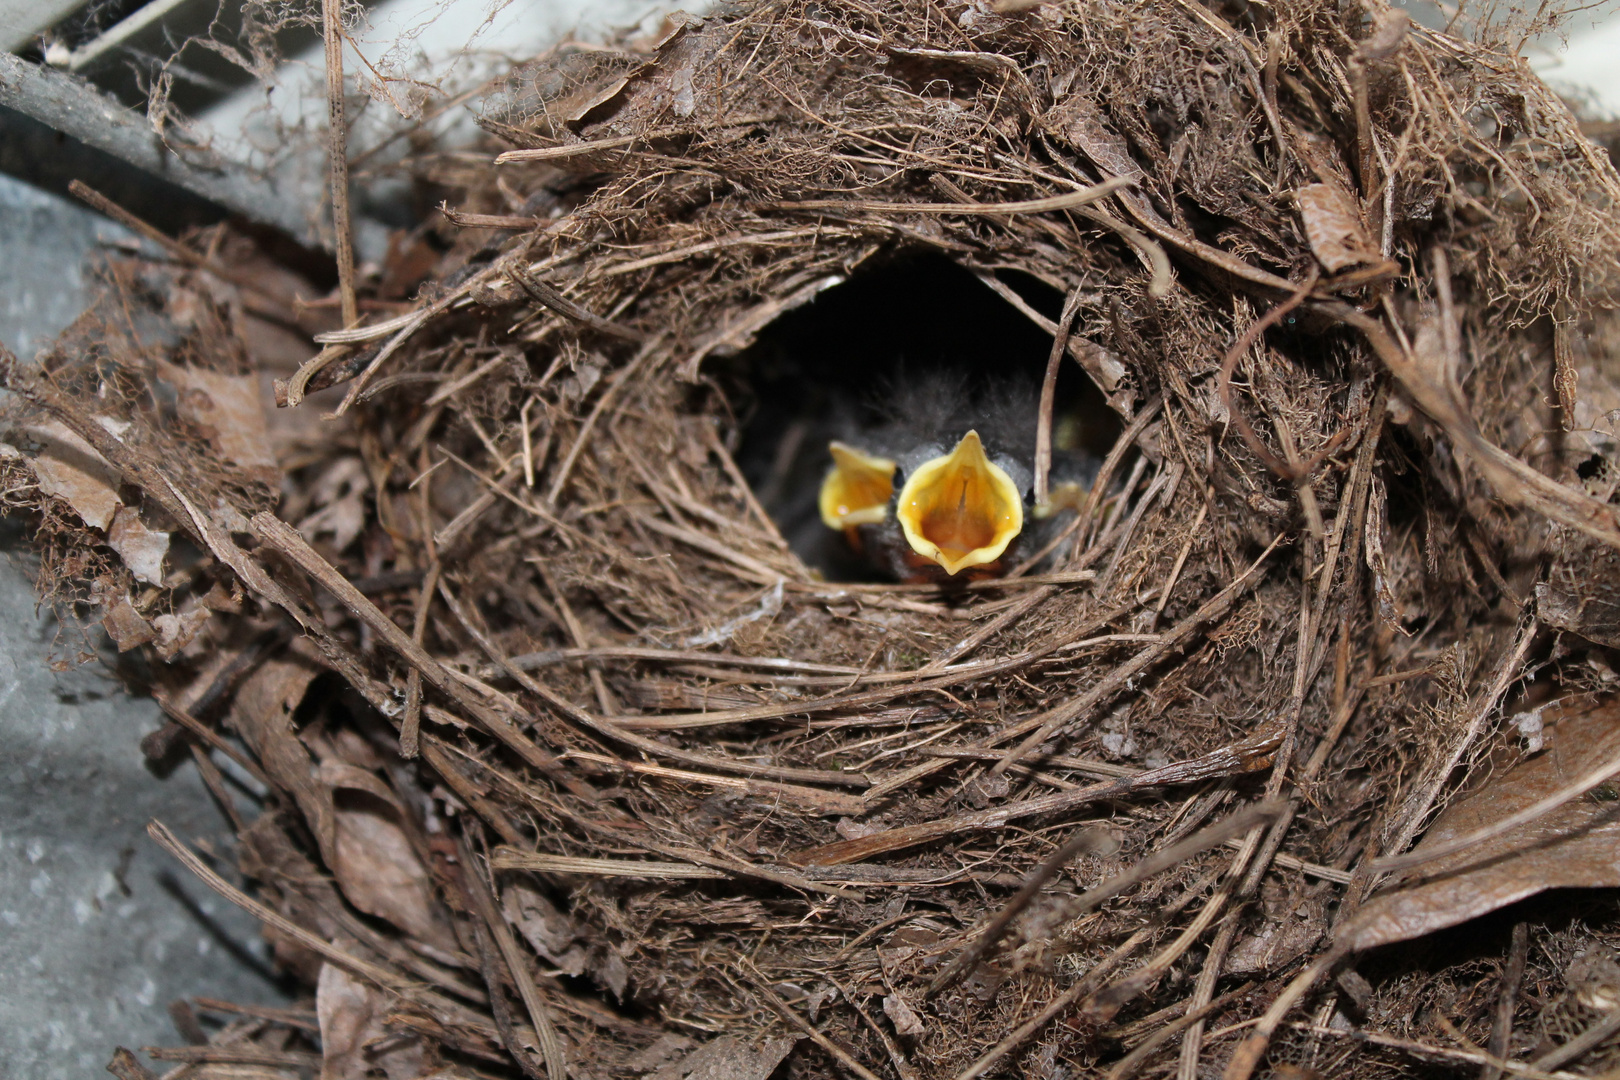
502,879,632,1000
234,664,456,953
152,605,211,661
1296,183,1380,273
229,654,331,855
624,1033,697,1074
1341,698,1620,950
1538,546,1620,649
107,505,169,586
102,598,156,651
316,960,424,1080
198,580,243,614
23,420,173,584
962,960,1007,1002
504,881,590,976
597,944,630,1001
965,772,1012,808
1364,474,1412,634
1224,881,1326,974
238,815,343,983
558,359,603,405
883,993,926,1037
879,925,941,967
1042,94,1146,182
648,1036,796,1080
157,359,279,484
320,760,458,954
27,420,122,530
298,457,370,553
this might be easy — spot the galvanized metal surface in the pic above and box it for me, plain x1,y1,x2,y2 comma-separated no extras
0,52,320,244
0,0,84,53
0,174,284,1080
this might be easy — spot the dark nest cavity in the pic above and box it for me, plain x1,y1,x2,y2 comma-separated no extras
730,253,1120,579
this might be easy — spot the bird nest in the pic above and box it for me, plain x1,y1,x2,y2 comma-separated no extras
11,0,1620,1077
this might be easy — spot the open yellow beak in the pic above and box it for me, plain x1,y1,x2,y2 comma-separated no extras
896,431,1024,576
819,442,897,530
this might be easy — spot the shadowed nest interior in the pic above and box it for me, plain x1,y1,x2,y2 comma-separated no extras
12,0,1620,1076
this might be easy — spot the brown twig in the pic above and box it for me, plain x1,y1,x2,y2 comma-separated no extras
106,1048,158,1080
1034,281,1088,508
546,335,662,504
1370,736,1620,874
1009,395,1161,576
1348,616,1538,899
1481,922,1529,1080
321,0,358,329
1530,1005,1620,1072
191,997,319,1030
1221,943,1350,1080
1176,912,1245,1080
187,743,245,832
773,176,1132,215
465,910,545,1080
511,266,644,343
441,577,867,799
399,561,440,758
459,829,567,1080
1297,1021,1578,1080
67,181,297,326
248,512,578,789
1111,981,1257,1080
152,692,273,789
1217,269,1322,483
925,824,1115,998
945,904,1217,1080
143,1046,320,1067
1322,299,1620,551
147,820,409,991
494,128,686,163
993,531,1286,774
741,961,884,1080
834,974,921,1080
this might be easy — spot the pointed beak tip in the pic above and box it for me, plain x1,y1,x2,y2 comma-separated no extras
819,442,896,531
895,433,1024,574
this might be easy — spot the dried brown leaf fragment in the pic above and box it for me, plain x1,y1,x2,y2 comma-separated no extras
156,359,280,485
1295,183,1380,272
316,961,427,1080
1343,698,1620,950
102,598,157,651
647,1035,796,1080
26,419,122,530
322,759,459,954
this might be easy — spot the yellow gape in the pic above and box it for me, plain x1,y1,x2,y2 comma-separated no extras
896,430,1023,576
819,442,897,530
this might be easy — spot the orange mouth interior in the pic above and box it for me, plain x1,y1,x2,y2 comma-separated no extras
916,476,1004,557
896,431,1023,575
819,442,897,530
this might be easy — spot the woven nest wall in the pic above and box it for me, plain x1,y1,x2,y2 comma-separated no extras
11,0,1620,1077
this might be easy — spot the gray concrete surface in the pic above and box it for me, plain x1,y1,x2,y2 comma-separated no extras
0,173,284,1079
0,171,126,359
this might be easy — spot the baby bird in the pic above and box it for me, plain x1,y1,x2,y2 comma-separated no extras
817,371,1096,582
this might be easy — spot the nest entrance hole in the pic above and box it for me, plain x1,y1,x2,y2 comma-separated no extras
730,254,1120,580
